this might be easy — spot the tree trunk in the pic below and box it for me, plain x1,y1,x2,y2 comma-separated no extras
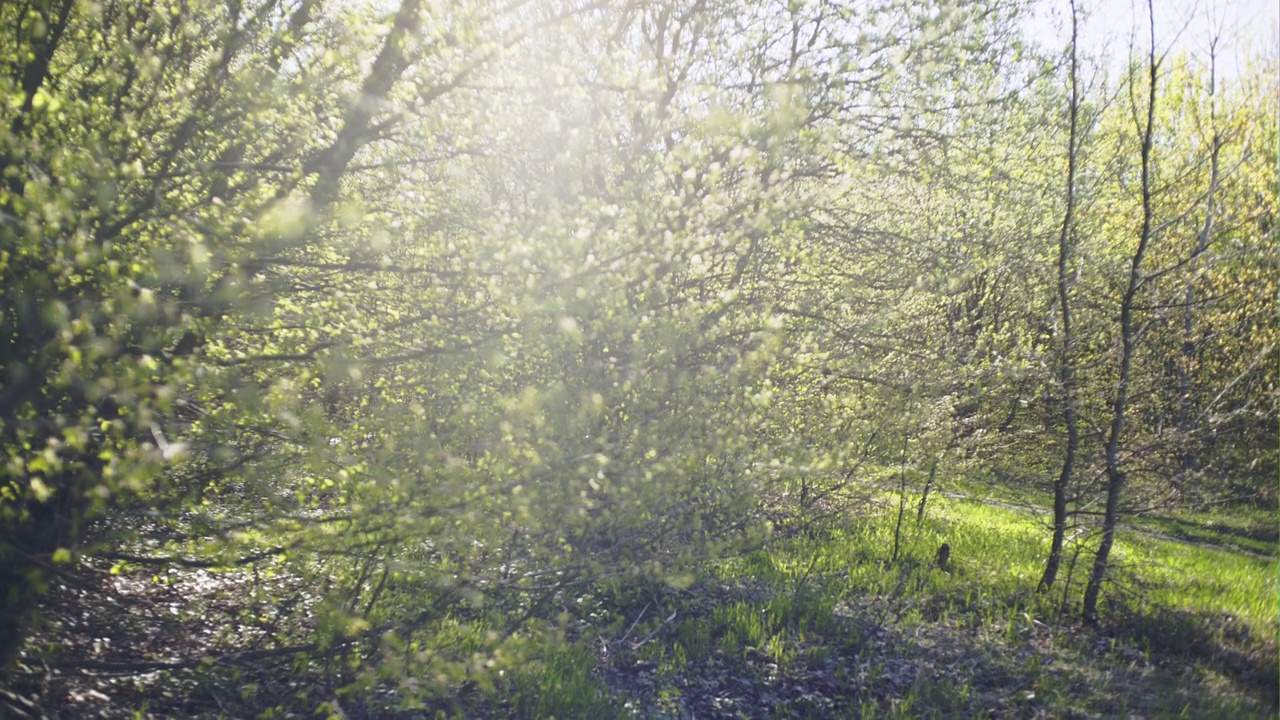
891,421,911,565
1082,0,1158,623
1039,0,1081,594
916,458,939,525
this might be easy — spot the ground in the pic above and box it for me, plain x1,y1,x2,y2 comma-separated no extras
5,491,1277,718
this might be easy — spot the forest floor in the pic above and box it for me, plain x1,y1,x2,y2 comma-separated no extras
8,491,1277,718
573,493,1278,718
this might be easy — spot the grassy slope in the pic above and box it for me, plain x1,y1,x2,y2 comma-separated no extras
500,495,1278,718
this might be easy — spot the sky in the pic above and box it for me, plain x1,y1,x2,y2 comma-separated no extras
1021,0,1279,79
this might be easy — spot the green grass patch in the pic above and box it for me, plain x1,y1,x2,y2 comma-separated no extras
498,642,614,719
619,491,1280,717
1137,509,1278,557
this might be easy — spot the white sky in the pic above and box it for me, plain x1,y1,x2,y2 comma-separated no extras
1022,0,1279,78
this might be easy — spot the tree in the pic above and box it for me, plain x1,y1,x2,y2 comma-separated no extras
1038,0,1081,594
1082,0,1158,623
0,0,477,670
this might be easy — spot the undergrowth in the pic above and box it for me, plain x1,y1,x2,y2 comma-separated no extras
504,493,1279,718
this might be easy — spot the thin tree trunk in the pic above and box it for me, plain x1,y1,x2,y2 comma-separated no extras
1082,0,1159,623
1039,0,1081,594
891,424,910,564
916,458,939,525
1060,530,1086,615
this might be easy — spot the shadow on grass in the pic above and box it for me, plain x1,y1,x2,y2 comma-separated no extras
586,561,1279,719
1141,515,1279,557
1109,604,1280,710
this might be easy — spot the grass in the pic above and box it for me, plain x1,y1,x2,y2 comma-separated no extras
499,643,614,719
1136,506,1278,557
506,491,1278,718
43,485,1271,717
